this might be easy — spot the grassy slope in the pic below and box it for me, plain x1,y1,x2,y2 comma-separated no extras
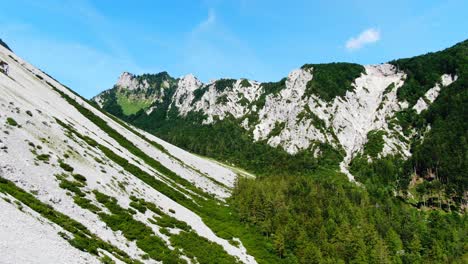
116,91,153,115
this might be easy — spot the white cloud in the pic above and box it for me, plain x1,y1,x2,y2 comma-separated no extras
192,9,216,35
346,28,380,51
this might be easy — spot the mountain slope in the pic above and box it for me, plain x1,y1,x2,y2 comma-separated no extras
94,40,467,202
0,42,263,264
1,38,467,264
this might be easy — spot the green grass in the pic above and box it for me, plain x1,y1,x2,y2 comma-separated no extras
116,92,152,115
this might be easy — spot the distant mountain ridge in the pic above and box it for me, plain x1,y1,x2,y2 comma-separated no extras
94,40,467,199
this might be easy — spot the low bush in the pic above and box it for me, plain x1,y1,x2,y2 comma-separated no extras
72,173,87,183
36,154,50,161
59,161,74,172
170,231,240,264
6,117,18,126
154,214,191,232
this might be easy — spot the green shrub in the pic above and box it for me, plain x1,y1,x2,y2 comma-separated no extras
240,79,251,88
129,201,147,213
58,179,85,197
100,255,115,264
135,236,174,262
268,121,285,138
170,231,240,264
72,174,87,183
363,130,386,158
73,196,101,213
154,214,191,232
36,154,51,161
216,94,229,104
59,161,74,172
6,117,18,126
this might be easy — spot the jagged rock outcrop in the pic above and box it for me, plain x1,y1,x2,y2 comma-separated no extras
95,61,459,180
0,60,8,75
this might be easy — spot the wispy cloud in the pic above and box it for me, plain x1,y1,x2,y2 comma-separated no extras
346,28,380,51
180,9,265,81
192,9,216,35
0,0,153,98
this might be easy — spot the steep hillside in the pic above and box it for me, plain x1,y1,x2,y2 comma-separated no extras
1,38,466,264
0,41,268,264
94,40,467,204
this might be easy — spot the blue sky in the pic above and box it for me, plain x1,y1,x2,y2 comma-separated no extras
1,0,467,98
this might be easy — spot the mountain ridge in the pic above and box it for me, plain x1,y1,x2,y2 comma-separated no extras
93,40,466,180
0,37,466,264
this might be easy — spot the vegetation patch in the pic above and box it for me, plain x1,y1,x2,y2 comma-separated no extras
36,154,51,162
59,160,74,172
6,117,18,126
72,173,87,183
301,63,365,101
0,177,135,263
192,86,209,105
268,121,285,138
231,174,467,263
154,214,191,232
92,190,185,263
73,196,101,213
363,130,387,158
216,94,229,105
240,79,251,88
170,231,241,264
116,91,153,116
214,79,236,92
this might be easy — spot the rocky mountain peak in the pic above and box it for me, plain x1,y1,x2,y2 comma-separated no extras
178,73,202,91
116,71,149,90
